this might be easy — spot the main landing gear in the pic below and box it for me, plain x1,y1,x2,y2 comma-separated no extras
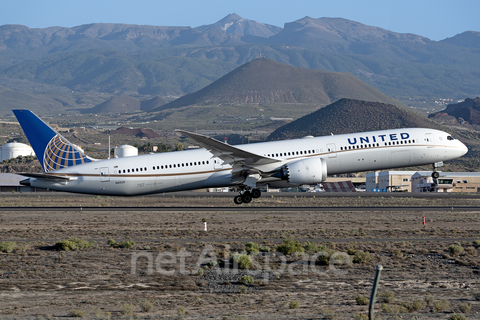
234,188,262,205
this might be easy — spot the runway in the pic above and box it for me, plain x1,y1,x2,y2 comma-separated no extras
0,205,479,212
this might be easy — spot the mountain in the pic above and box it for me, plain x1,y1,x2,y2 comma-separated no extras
267,98,444,140
81,94,169,114
196,13,282,38
268,17,430,51
429,97,480,125
440,31,480,49
152,58,404,111
140,96,168,110
3,51,238,96
82,94,141,114
1,15,480,115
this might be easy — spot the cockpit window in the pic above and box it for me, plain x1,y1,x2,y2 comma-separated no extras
447,135,455,140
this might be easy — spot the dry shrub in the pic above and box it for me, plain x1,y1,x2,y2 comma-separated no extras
288,300,300,309
0,241,16,253
139,300,154,312
378,291,395,303
355,295,369,305
433,299,451,312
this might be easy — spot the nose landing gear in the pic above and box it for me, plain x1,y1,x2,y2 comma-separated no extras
233,188,262,205
431,162,442,179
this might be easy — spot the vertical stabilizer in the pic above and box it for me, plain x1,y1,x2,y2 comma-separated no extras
13,110,92,172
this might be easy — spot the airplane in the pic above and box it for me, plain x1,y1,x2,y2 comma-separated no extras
13,109,468,204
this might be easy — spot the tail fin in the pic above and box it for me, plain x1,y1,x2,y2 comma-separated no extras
13,110,93,172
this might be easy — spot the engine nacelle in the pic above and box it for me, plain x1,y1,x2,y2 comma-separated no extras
272,157,327,186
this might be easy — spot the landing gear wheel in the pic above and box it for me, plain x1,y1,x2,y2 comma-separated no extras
242,192,253,204
234,195,243,205
432,171,440,179
252,188,261,198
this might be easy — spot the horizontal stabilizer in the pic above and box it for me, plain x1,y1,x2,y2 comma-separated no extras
17,172,77,180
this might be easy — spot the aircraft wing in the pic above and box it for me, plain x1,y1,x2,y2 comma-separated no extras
175,130,280,168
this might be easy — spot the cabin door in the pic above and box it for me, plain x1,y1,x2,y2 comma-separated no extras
100,167,110,182
425,133,435,148
327,143,337,158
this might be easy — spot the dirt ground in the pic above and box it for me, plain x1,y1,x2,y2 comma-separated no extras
0,193,479,319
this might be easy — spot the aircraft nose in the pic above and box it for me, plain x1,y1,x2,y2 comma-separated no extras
460,141,468,156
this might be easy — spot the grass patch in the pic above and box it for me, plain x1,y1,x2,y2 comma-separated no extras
378,291,395,303
68,309,86,317
448,244,464,256
120,303,136,316
352,250,373,263
54,238,94,251
433,299,451,312
139,300,154,312
119,240,135,249
0,241,16,253
276,237,304,256
230,253,253,269
245,242,259,254
355,295,369,305
239,275,255,285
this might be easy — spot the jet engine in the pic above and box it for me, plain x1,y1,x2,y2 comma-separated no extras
271,157,327,186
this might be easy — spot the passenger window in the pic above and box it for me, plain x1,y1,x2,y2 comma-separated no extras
206,161,209,164
202,161,205,165
173,164,176,168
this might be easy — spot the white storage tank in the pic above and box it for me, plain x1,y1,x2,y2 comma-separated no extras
0,142,35,162
114,145,138,158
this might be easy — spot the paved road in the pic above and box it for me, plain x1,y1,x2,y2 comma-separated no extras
0,206,479,212
3,191,480,199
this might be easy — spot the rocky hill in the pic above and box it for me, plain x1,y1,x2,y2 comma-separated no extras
153,58,404,111
268,98,444,140
429,97,480,125
113,127,160,139
81,95,168,114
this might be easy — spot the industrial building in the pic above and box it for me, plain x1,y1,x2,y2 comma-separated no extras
367,171,480,192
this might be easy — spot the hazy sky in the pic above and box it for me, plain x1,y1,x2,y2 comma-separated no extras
1,0,479,41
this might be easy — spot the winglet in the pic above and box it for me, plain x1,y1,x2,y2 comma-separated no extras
13,110,93,172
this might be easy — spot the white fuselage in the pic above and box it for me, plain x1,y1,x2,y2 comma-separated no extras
27,128,468,195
